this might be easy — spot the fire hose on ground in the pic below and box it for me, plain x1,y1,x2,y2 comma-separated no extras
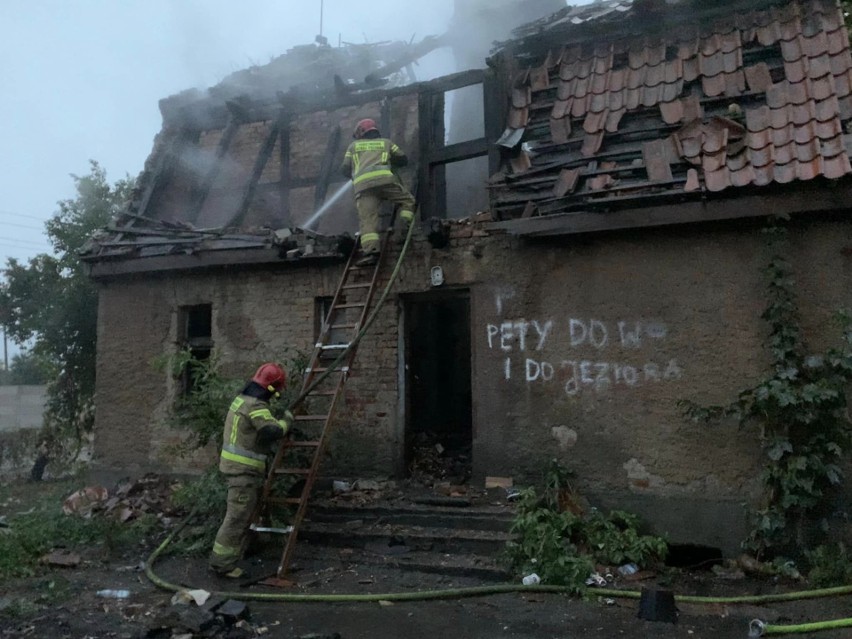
143,219,852,635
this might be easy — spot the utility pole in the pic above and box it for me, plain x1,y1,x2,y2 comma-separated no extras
2,325,6,372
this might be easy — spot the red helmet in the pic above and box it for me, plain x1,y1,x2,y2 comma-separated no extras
353,118,379,139
252,363,287,393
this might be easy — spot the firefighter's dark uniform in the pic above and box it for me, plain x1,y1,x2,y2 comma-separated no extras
209,394,290,574
340,137,415,255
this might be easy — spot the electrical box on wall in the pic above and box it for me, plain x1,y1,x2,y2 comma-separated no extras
430,266,444,286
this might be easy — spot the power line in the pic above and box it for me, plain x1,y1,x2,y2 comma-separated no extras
0,209,46,222
0,237,50,249
4,221,44,232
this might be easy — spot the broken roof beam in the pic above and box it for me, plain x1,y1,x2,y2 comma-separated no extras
363,33,450,85
227,115,283,229
489,179,852,237
166,69,487,132
186,116,240,225
313,125,343,210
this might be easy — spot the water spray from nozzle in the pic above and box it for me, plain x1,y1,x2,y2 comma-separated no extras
302,181,353,230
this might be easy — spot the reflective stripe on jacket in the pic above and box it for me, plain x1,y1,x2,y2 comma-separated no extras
341,138,407,194
218,394,289,475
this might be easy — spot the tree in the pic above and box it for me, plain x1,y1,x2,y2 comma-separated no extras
0,351,49,385
0,161,135,458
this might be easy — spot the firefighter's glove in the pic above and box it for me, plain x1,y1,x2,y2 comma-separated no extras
282,410,295,432
399,209,415,227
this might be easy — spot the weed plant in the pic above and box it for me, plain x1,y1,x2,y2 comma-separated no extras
505,461,667,591
0,480,159,582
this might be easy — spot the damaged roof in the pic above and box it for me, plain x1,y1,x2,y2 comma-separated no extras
490,0,852,219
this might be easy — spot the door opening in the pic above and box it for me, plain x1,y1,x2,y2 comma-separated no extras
404,291,472,484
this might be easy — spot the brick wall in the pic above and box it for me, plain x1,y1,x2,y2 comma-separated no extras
92,216,852,552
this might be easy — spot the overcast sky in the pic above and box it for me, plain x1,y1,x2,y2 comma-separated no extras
0,0,467,266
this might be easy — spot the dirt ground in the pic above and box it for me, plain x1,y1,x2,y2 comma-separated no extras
2,479,852,639
4,554,852,639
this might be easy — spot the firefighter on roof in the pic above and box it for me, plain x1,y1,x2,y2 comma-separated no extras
209,362,293,578
341,118,416,266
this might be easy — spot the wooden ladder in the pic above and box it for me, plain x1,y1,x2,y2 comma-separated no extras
254,232,391,585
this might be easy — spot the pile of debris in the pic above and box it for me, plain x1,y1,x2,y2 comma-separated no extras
408,432,471,486
62,474,181,523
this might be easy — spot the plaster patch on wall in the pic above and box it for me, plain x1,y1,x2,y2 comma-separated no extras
623,457,665,491
551,425,578,450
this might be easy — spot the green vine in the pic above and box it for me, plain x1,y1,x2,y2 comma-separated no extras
680,220,852,557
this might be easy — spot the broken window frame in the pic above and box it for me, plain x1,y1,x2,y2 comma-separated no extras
178,303,213,396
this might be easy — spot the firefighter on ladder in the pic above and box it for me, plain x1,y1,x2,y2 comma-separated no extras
341,118,416,267
209,363,293,578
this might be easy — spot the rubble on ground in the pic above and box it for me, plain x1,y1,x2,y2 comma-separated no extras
62,474,180,523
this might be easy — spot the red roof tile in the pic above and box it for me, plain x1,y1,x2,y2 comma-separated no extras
821,135,845,157
724,71,747,96
766,82,788,109
705,166,730,192
572,95,590,118
557,77,577,100
508,106,528,129
770,106,791,129
605,107,626,132
552,98,573,119
553,168,581,196
809,53,833,80
512,87,531,108
702,73,726,97
530,65,551,92
683,57,700,82
685,167,701,191
682,94,703,121
840,95,852,119
829,50,851,77
775,160,798,183
823,153,852,179
796,138,821,162
803,31,831,58
660,100,684,125
774,142,795,165
828,27,850,56
609,88,625,111
497,0,852,217
772,123,793,146
584,109,608,133
728,148,749,171
745,63,773,92
581,130,604,157
785,57,808,83
550,116,572,144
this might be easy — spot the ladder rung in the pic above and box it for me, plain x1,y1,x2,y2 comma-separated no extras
277,468,311,475
335,303,365,309
320,343,351,350
307,390,336,397
306,366,349,374
294,414,329,421
250,523,294,534
288,440,321,447
330,323,357,330
342,283,371,290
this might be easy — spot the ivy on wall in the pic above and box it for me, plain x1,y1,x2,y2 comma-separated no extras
680,220,852,557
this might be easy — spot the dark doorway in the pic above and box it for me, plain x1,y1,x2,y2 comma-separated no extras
404,291,472,482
